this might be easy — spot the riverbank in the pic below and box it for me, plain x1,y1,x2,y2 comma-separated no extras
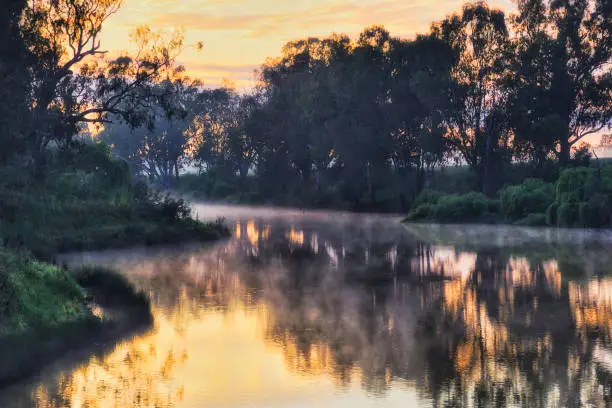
0,251,152,385
404,165,612,229
0,143,231,386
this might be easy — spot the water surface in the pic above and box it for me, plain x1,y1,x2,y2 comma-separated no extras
1,204,611,407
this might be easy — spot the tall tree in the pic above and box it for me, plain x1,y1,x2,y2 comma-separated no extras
510,0,612,164
432,2,513,194
20,0,186,164
0,0,30,162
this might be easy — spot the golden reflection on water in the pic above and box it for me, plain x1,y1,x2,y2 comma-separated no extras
6,218,612,408
570,278,612,340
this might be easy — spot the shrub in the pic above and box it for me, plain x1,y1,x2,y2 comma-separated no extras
557,203,579,227
0,248,89,333
515,213,547,227
578,194,611,228
546,202,558,226
144,191,191,221
411,189,445,209
411,204,433,220
499,178,555,221
556,167,598,203
431,192,489,222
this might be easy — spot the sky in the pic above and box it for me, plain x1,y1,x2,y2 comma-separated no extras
100,0,515,89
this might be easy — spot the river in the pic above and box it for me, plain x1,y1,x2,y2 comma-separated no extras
1,204,611,407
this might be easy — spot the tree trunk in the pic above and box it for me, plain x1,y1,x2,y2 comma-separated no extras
559,136,570,166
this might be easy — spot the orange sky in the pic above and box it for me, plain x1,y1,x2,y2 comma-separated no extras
101,0,514,88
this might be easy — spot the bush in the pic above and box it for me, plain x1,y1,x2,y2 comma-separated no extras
578,194,611,228
407,204,433,221
499,178,555,221
557,203,579,227
0,248,89,334
546,202,558,226
431,192,489,222
556,167,598,203
515,213,547,227
145,192,192,221
412,189,445,209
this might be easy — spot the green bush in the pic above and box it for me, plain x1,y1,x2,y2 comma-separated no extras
409,204,433,221
578,194,611,228
412,189,445,209
431,192,489,222
557,203,579,227
515,213,547,227
556,167,598,203
546,202,558,226
499,178,555,221
600,163,612,193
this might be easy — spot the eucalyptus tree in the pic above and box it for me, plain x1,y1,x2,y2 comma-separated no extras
432,2,513,194
509,0,612,165
20,0,186,166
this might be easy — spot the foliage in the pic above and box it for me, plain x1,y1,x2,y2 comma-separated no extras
432,192,490,222
514,213,547,227
556,203,579,228
499,178,555,221
0,248,89,334
432,3,513,194
546,202,558,227
0,142,229,259
556,167,599,204
412,189,445,209
509,0,611,164
407,191,493,223
578,195,611,228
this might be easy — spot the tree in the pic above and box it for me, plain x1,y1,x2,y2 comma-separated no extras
432,2,513,194
100,80,200,186
20,0,186,164
0,0,30,162
510,0,612,164
388,35,455,194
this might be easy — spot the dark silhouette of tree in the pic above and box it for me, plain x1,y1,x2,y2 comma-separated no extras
0,0,30,163
19,0,186,165
432,2,513,194
509,0,612,165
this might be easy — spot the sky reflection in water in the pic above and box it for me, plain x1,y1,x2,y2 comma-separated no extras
2,204,611,408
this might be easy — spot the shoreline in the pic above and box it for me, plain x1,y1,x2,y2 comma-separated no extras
0,266,154,387
0,215,230,388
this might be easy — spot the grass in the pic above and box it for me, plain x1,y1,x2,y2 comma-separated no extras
0,247,155,385
0,247,91,335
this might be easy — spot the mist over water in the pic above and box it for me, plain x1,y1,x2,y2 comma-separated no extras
1,204,611,408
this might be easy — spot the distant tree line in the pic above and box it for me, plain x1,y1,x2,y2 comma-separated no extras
2,0,610,212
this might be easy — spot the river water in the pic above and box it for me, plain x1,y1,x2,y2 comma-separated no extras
1,204,611,407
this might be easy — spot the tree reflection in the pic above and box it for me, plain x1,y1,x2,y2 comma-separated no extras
9,220,612,408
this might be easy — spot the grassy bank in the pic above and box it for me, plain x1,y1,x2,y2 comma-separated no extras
0,249,152,385
405,164,612,229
